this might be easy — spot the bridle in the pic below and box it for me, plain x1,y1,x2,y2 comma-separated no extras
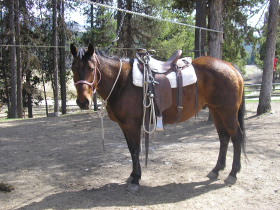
74,52,123,103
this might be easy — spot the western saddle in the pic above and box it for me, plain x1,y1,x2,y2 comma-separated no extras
136,49,185,131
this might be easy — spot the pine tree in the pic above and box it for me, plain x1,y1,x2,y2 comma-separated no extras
8,0,18,118
257,0,279,115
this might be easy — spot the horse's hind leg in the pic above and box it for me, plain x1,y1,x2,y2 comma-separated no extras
217,111,244,184
224,123,243,184
207,109,230,180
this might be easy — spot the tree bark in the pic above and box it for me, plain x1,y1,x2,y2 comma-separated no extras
208,0,223,121
59,0,66,114
91,0,98,111
26,60,33,118
117,0,123,48
53,0,59,116
42,72,49,117
257,0,279,115
15,0,23,118
126,0,133,57
0,3,10,113
209,0,223,59
195,0,207,58
8,0,17,118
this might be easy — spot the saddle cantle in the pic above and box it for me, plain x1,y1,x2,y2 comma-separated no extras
148,50,182,73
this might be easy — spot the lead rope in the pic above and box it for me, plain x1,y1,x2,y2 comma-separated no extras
95,59,123,151
97,101,106,151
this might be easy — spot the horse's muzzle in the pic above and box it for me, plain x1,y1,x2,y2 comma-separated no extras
76,98,90,110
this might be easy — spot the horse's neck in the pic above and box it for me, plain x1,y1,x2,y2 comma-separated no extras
97,55,130,101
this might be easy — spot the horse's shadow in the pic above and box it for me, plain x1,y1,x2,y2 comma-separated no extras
17,179,227,210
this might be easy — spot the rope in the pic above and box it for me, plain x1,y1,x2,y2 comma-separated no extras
96,58,123,151
104,59,122,102
65,0,223,33
142,82,157,134
140,56,157,134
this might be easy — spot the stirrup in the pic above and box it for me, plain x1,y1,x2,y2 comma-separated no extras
156,116,164,131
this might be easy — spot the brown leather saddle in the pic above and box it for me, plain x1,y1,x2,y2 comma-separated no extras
136,49,185,129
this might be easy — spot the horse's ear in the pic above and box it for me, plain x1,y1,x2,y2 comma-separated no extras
88,43,95,56
70,44,77,57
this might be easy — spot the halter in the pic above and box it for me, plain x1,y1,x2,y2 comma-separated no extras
74,53,101,94
74,52,123,102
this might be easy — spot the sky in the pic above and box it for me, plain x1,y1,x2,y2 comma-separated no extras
247,2,269,28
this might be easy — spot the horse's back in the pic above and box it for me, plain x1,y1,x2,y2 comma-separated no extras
192,56,244,109
192,56,243,82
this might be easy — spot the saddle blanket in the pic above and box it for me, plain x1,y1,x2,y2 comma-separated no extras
132,57,197,88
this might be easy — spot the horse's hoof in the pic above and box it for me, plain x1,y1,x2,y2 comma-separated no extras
207,171,218,180
127,183,140,193
224,175,237,185
126,176,133,183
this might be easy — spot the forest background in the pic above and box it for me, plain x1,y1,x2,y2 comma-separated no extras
0,0,279,119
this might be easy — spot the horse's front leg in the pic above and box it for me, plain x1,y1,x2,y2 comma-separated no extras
120,122,142,192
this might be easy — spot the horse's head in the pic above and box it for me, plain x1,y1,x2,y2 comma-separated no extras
70,43,99,110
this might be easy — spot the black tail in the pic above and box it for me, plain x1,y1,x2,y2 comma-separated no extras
238,88,247,159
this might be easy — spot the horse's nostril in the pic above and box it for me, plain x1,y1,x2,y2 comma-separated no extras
76,99,81,107
84,98,89,108
76,98,90,110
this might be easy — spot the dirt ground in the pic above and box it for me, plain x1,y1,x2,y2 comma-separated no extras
0,101,279,210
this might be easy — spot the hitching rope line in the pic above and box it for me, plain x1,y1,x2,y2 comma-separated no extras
0,0,223,48
65,0,223,33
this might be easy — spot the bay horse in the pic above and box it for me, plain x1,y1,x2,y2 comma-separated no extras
70,43,245,192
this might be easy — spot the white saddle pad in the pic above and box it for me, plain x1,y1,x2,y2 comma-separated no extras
132,57,197,88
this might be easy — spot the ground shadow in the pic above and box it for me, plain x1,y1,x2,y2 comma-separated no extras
245,114,259,120
16,179,227,210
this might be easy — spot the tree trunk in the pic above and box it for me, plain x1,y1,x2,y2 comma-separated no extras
90,0,98,111
257,0,279,115
209,0,223,59
42,72,49,117
1,4,10,113
117,0,123,50
26,69,33,118
59,0,66,114
8,0,17,118
126,0,133,57
208,0,223,121
90,0,94,28
53,0,59,116
195,0,207,58
15,0,23,118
